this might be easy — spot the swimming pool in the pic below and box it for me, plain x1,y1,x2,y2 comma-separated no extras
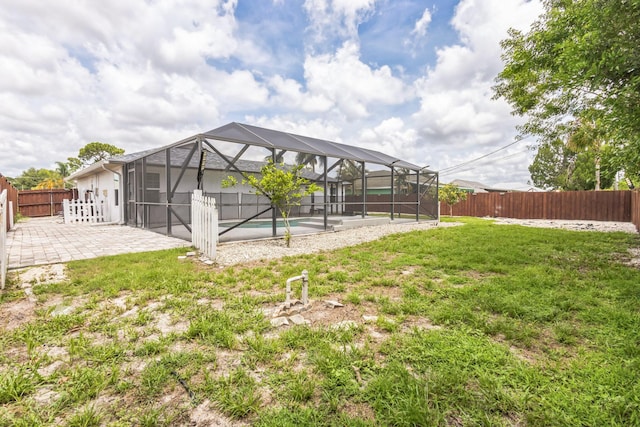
219,219,303,229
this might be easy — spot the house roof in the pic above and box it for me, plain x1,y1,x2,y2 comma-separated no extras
110,122,431,172
67,144,335,182
449,179,514,193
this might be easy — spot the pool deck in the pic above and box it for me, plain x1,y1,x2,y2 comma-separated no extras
6,216,190,269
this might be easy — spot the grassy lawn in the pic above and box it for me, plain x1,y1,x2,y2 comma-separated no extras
1,218,639,426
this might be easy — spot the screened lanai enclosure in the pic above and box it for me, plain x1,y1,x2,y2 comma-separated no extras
112,122,438,242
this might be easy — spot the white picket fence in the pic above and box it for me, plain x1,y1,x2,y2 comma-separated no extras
191,190,218,259
63,199,105,224
1,190,8,290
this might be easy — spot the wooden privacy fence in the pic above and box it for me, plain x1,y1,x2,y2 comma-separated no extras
18,189,77,217
0,175,18,231
191,190,218,259
344,194,439,219
63,199,105,224
632,191,640,232
441,190,634,223
1,190,8,289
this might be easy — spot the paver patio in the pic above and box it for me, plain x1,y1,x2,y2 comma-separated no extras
6,216,191,269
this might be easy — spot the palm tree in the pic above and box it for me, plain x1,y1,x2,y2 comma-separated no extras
337,160,364,195
394,168,411,195
34,170,64,189
55,161,71,178
264,151,287,163
295,152,325,173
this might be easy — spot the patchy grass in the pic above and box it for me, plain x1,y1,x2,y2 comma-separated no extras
1,219,639,426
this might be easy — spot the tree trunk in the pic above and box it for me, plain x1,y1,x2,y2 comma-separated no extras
595,154,601,190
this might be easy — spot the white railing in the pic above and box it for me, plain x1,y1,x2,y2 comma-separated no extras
191,190,218,259
63,199,105,224
1,190,7,290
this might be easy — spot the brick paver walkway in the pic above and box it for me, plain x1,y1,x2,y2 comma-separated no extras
6,217,191,269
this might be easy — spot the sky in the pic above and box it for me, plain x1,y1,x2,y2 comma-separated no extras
0,0,544,189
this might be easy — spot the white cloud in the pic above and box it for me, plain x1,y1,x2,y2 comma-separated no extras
0,0,274,177
303,0,376,43
304,41,410,119
359,118,418,163
411,0,543,185
411,8,432,38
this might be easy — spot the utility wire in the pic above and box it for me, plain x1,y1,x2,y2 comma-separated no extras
438,136,531,174
439,149,529,177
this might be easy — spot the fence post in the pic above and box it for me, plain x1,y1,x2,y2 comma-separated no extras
1,190,7,289
8,201,13,229
63,199,70,224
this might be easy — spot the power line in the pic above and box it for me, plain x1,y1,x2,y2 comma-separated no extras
439,149,529,177
438,136,531,174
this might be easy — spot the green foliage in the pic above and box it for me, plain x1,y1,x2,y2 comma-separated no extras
438,183,468,216
66,405,102,427
295,152,324,173
494,0,640,178
0,367,37,404
9,167,62,190
529,139,616,190
223,160,322,247
8,142,123,190
77,142,125,167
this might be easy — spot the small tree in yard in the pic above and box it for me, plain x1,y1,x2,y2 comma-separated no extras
439,183,468,216
223,161,322,247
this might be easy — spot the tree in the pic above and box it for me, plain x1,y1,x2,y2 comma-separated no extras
33,170,64,190
223,161,322,247
394,168,411,195
295,152,325,173
77,142,125,167
438,184,468,217
9,168,57,190
494,0,640,178
66,157,83,173
337,160,363,195
529,139,615,190
528,139,574,190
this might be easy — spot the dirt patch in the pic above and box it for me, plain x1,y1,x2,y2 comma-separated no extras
626,248,640,268
0,298,36,331
341,401,376,422
492,218,638,233
13,263,67,287
1,264,70,332
191,399,246,426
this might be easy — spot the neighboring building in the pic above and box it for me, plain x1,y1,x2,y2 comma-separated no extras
448,179,515,194
65,160,124,223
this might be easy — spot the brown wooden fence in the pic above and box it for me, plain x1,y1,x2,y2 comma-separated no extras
344,194,439,219
632,191,640,232
0,175,18,231
18,189,77,218
440,190,634,223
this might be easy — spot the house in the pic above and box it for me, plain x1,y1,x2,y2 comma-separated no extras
448,179,515,194
66,122,438,240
